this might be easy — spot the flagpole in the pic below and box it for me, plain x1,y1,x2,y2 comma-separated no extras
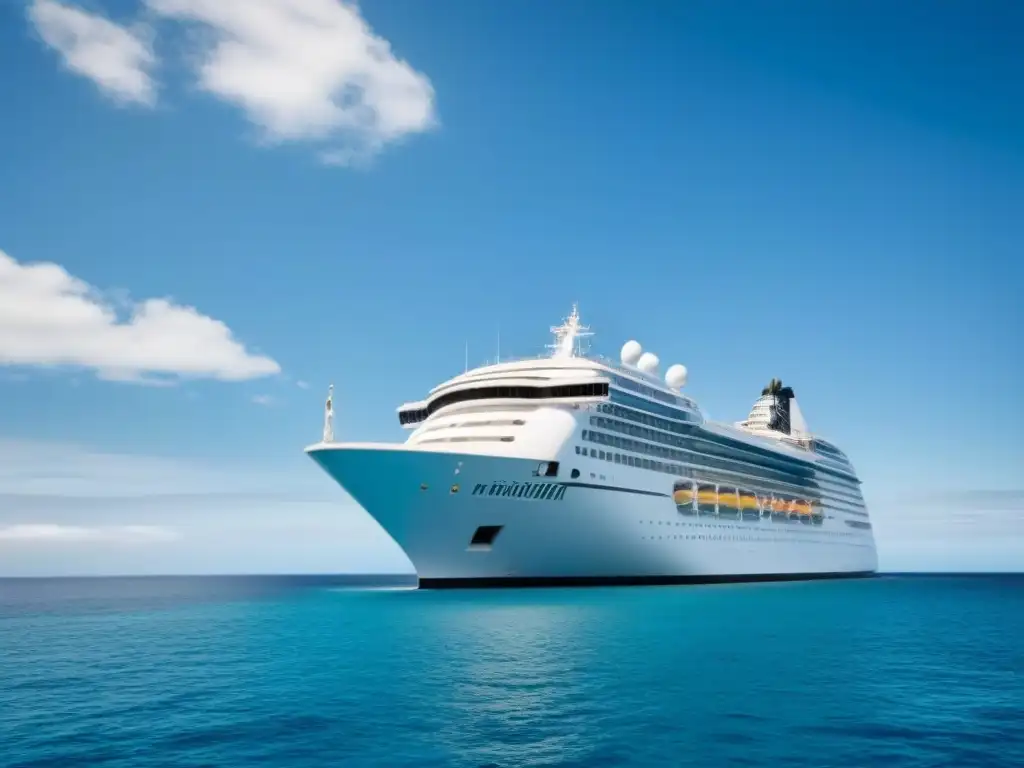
323,383,335,443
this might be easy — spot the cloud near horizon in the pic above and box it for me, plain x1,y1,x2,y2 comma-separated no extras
28,0,157,106
0,524,179,545
869,488,1024,572
27,0,437,165
0,438,329,498
0,438,407,576
0,437,1019,575
0,248,280,383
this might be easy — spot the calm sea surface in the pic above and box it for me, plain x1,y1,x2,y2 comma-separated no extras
1,574,1022,767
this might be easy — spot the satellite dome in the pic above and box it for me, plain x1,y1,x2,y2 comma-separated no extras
637,351,660,374
620,340,642,366
665,364,688,390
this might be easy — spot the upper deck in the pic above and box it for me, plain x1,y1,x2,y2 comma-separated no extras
391,306,857,479
398,304,701,429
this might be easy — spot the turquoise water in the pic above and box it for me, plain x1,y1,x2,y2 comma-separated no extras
2,575,1022,767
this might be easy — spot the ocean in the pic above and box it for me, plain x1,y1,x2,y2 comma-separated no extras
1,574,1021,767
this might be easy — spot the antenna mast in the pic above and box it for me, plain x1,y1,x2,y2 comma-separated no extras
322,384,335,443
547,303,593,358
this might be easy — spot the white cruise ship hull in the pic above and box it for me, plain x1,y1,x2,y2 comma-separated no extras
307,442,878,587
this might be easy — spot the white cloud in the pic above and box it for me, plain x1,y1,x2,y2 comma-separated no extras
296,380,309,389
146,0,437,163
0,498,410,576
0,248,280,383
251,393,274,406
0,438,409,576
870,490,1024,572
0,523,179,544
0,438,223,497
0,438,327,498
28,0,157,106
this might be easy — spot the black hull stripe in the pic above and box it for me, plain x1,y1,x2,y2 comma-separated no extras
558,481,669,498
419,571,876,589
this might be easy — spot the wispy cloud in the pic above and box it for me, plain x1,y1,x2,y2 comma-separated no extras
251,394,274,406
145,0,437,164
0,497,409,577
875,489,1024,536
296,380,310,390
0,436,404,575
871,488,1024,572
0,524,179,544
904,489,1024,512
0,438,388,574
0,439,404,576
0,248,280,384
27,0,157,106
0,438,334,499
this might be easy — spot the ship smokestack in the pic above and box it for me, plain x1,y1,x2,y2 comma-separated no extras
762,378,795,435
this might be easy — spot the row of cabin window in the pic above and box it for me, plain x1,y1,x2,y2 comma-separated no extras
816,455,854,473
606,403,864,499
707,427,856,484
597,402,694,435
399,409,428,425
574,444,690,476
592,414,691,450
608,374,686,406
398,379,696,430
812,469,864,493
582,429,862,509
582,427,773,482
610,389,700,422
575,439,869,522
605,397,859,490
583,428,821,494
397,382,610,426
797,471,867,509
814,441,849,461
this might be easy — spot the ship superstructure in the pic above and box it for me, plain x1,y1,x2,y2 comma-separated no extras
306,306,878,587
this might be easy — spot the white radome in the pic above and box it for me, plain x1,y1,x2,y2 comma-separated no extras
637,351,660,374
665,364,688,389
620,340,643,366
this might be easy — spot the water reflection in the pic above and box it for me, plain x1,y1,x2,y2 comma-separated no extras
425,592,616,766
6,577,1021,768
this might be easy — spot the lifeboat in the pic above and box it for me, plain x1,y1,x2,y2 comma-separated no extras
673,482,696,514
739,489,761,521
697,484,718,516
717,487,740,519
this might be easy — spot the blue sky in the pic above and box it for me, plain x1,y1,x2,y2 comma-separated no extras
0,0,1021,576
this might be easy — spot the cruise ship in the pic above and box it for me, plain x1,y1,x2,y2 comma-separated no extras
306,306,878,587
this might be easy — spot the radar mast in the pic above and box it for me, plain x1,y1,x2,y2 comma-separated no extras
322,384,335,443
547,304,593,358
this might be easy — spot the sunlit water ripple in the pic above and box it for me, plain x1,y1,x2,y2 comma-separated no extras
1,574,1022,767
